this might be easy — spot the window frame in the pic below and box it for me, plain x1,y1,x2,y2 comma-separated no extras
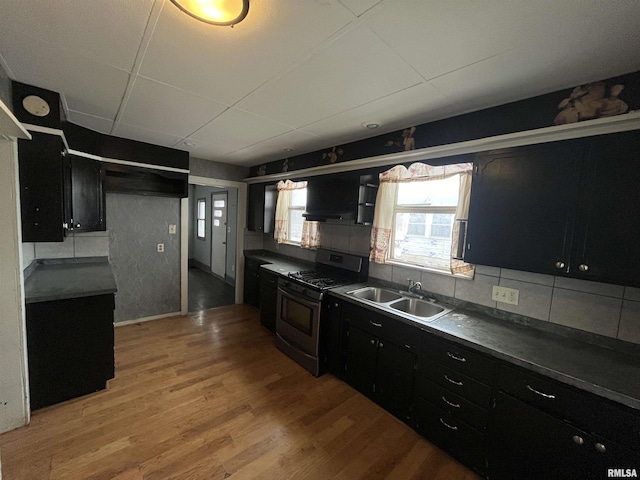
286,188,307,245
388,178,460,273
196,198,206,240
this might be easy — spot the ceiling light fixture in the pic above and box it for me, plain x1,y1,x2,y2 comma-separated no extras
362,122,380,129
170,0,249,26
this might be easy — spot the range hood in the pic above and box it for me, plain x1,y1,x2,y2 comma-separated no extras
302,173,358,222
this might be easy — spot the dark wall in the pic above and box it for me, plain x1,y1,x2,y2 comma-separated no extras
249,70,640,177
0,63,12,112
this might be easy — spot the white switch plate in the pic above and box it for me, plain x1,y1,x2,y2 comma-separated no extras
169,224,177,234
492,285,519,305
157,243,164,253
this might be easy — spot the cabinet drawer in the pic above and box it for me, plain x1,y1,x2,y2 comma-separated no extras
414,397,487,475
597,401,640,453
497,365,598,427
343,302,419,351
418,357,492,408
420,332,496,384
416,377,489,431
245,257,267,272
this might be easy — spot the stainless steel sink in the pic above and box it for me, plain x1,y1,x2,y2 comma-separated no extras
347,285,455,323
389,298,445,318
348,286,402,303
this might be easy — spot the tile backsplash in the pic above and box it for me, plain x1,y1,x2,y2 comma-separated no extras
23,230,109,267
254,222,640,345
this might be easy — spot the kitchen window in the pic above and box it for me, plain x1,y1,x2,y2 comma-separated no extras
274,180,320,248
370,162,474,277
197,198,206,240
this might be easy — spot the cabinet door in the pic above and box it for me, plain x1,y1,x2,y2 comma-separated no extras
466,140,583,275
343,324,377,398
574,131,640,286
259,273,278,333
71,156,105,232
247,184,266,232
490,392,593,480
323,297,344,376
18,133,66,242
243,263,260,308
375,340,415,421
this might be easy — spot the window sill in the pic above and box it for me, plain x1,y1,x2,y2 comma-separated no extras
384,259,473,280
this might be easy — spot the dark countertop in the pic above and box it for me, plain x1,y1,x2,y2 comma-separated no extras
330,282,640,411
244,250,312,276
24,257,118,303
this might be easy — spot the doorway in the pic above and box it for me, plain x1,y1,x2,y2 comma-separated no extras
187,184,237,312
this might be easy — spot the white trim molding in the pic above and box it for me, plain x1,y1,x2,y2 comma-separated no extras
245,112,640,184
0,102,30,140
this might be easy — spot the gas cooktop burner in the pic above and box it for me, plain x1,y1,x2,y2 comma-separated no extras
288,269,351,289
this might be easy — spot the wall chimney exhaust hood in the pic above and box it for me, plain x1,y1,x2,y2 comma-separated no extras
302,173,358,222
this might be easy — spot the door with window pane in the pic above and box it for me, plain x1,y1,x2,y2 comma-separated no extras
210,193,227,278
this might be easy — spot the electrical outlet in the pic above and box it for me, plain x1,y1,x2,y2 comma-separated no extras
157,243,164,253
492,285,519,305
169,224,177,234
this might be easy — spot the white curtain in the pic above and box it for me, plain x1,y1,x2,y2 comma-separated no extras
274,179,320,248
370,162,474,276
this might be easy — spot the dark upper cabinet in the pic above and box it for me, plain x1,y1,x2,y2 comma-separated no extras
19,134,107,241
70,155,105,232
247,183,276,233
573,130,640,286
18,132,67,242
465,131,640,286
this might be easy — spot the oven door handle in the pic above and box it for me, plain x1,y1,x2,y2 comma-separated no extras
278,286,320,308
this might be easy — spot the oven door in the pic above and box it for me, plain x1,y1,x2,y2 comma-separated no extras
276,285,321,357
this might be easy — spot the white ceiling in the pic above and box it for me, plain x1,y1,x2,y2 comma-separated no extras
1,0,639,167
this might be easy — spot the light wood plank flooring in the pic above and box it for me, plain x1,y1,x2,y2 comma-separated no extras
0,305,481,479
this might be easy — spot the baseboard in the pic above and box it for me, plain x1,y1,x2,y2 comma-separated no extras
114,311,182,327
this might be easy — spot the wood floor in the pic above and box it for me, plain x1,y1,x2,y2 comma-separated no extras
0,305,481,480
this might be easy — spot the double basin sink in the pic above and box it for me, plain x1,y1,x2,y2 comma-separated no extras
347,286,454,324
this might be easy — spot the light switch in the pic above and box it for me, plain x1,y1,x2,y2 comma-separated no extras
169,224,177,234
492,285,519,305
157,243,164,253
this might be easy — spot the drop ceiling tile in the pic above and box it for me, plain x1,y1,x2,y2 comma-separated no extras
119,77,228,138
300,82,448,142
236,24,423,128
338,0,382,17
0,30,130,119
67,111,114,135
226,130,328,166
191,108,292,150
175,138,238,161
139,0,354,105
112,123,184,149
0,0,154,71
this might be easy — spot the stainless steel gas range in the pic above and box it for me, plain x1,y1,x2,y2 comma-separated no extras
275,249,368,376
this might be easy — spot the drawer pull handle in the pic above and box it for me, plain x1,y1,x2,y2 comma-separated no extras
447,352,466,362
444,374,463,386
442,396,461,408
370,321,382,328
526,384,556,399
594,443,606,453
439,418,458,431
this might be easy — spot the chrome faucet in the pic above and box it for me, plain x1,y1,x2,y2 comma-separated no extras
407,279,423,297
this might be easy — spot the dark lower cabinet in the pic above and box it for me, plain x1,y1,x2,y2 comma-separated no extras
322,297,344,376
344,323,415,421
490,392,637,480
26,294,115,410
243,257,266,308
259,271,278,333
414,397,487,475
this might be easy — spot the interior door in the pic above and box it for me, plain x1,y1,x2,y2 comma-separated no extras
210,192,227,278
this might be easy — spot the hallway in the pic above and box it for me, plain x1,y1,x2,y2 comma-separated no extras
188,266,235,312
